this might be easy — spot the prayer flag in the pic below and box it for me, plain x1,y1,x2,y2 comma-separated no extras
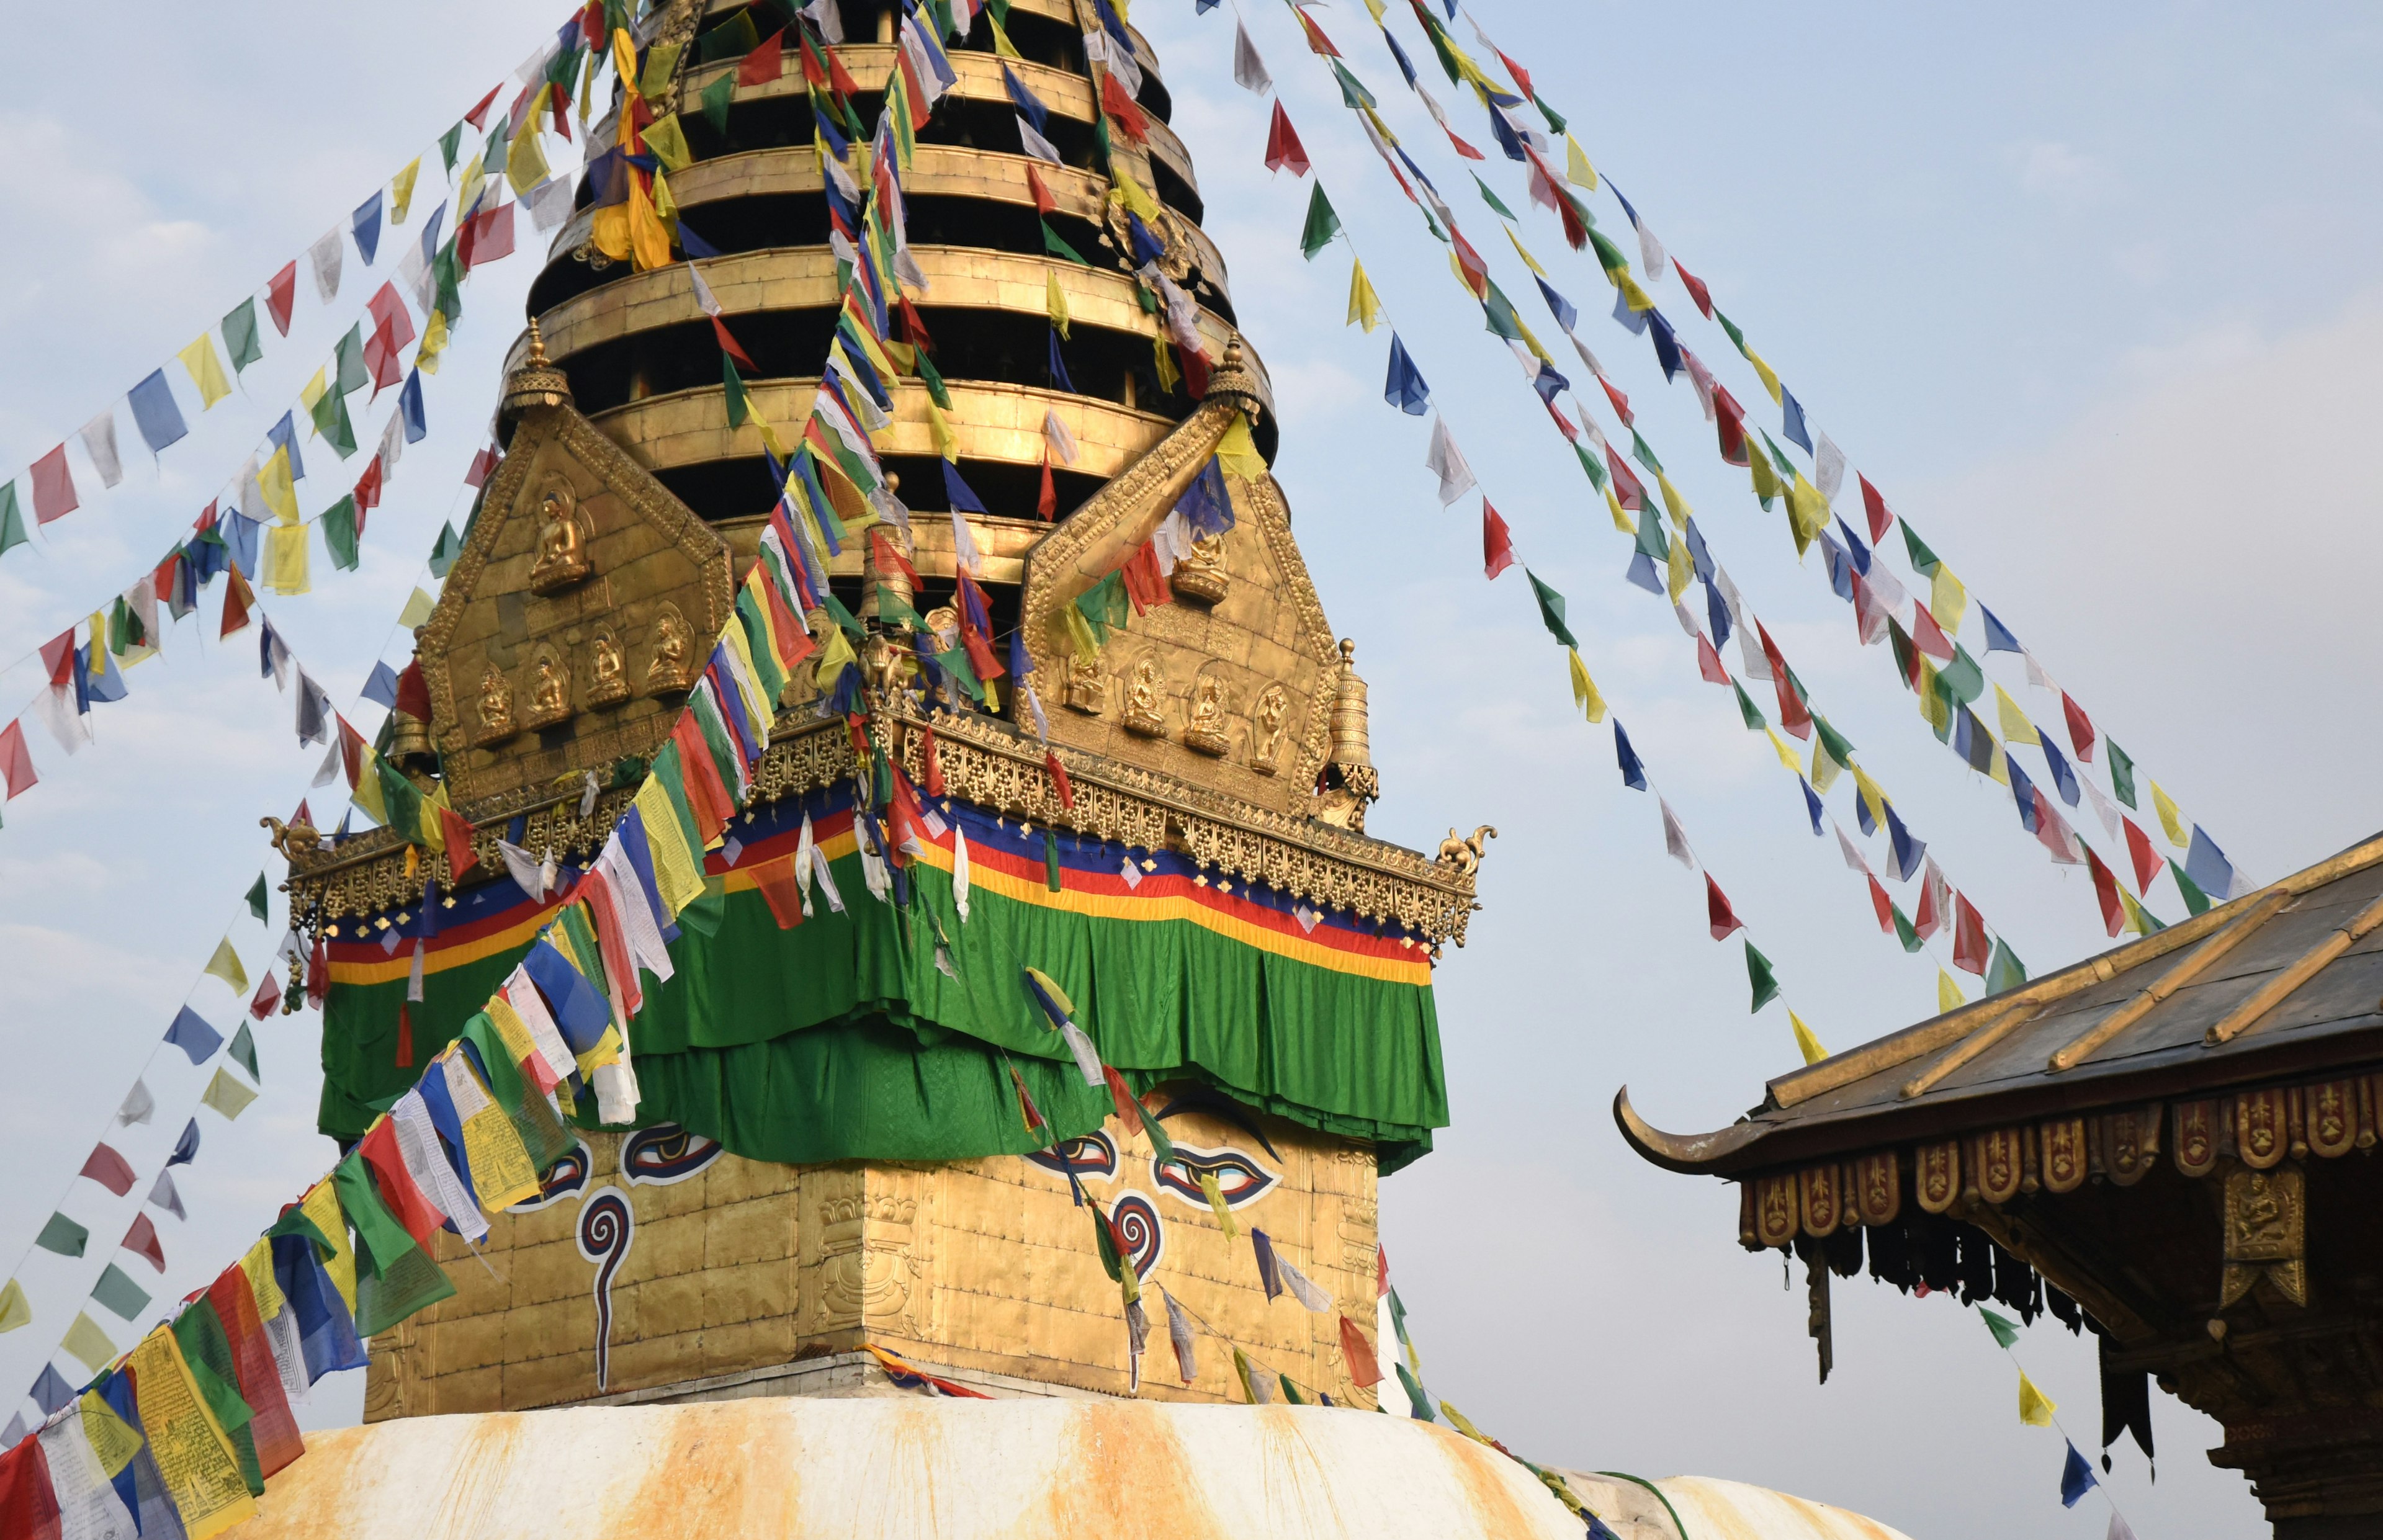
1337,1314,1381,1387
92,1263,151,1323
204,1068,257,1119
1791,1012,1826,1065
1299,182,1341,258
166,1005,224,1063
1265,101,1309,176
1425,414,1474,503
79,1144,135,1198
1525,569,1576,647
0,723,32,801
35,1212,88,1256
1706,876,1742,940
2152,782,2188,847
1746,942,1779,1012
122,1214,165,1273
267,261,297,335
2018,1371,2057,1425
1481,500,1514,578
2185,825,2242,902
0,1280,24,1333
1347,259,1383,331
2060,1441,2097,1508
30,445,79,524
1981,1307,2021,1348
61,1313,117,1375
127,370,187,454
1938,969,1963,1013
1953,894,1989,975
1233,17,1270,91
1383,333,1429,414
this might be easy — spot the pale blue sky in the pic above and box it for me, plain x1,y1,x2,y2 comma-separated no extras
3,2,2379,1534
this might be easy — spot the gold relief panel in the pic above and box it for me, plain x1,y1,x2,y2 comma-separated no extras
2039,1117,2088,1194
2100,1104,2160,1186
1852,1151,1900,1226
1914,1140,1960,1214
644,601,698,695
1752,1173,1798,1247
1249,683,1291,776
2237,1089,2289,1171
1797,1165,1840,1237
1183,669,1230,758
416,400,732,810
1121,653,1166,737
2308,1079,2358,1159
2220,1162,2307,1309
1971,1127,2024,1204
2173,1099,2220,1177
806,1168,933,1340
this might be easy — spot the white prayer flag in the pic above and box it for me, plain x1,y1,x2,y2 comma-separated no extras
1425,415,1476,505
79,410,124,490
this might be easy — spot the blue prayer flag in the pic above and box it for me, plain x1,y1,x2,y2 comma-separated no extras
677,220,720,259
2040,737,2080,806
272,1231,366,1382
1886,804,1926,882
1382,26,1419,86
30,1364,76,1417
1047,328,1075,392
362,661,402,710
1837,516,1872,576
1705,578,1731,649
1613,722,1646,790
2186,825,2239,903
1611,285,1648,336
225,511,262,578
1533,276,1577,333
1625,549,1662,594
1174,457,1232,537
164,1006,223,1065
943,458,989,514
400,371,427,442
1800,778,1824,836
1684,519,1714,584
268,410,307,483
352,191,384,266
1816,529,1854,601
1002,65,1050,132
1647,309,1682,380
523,939,611,1052
1384,333,1430,415
2059,1442,2097,1508
1608,179,1643,230
1781,388,1813,454
2010,760,2040,833
1981,606,2024,655
169,1117,199,1166
127,370,189,455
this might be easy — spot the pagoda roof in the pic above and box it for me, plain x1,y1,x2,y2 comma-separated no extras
1618,831,2383,1178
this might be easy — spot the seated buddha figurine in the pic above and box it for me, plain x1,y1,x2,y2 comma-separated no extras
646,604,694,694
527,487,592,593
1184,674,1229,756
1123,655,1165,737
1170,532,1228,605
586,632,629,707
524,652,572,728
475,664,517,743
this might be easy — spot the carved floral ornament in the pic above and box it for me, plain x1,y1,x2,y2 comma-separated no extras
1737,1074,2377,1305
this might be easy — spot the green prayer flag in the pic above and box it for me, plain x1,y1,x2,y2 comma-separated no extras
321,494,361,571
1480,283,1525,342
312,383,357,459
1634,506,1669,562
1327,58,1376,109
0,482,24,558
1587,226,1628,275
2108,741,2138,809
2170,859,2211,916
222,298,263,373
1901,522,1941,576
1041,219,1090,265
334,325,369,395
1980,1307,2021,1349
1936,646,1984,705
1888,619,1917,686
1573,442,1607,491
1535,96,1568,135
1715,309,1749,355
874,583,927,632
35,1212,89,1257
1630,431,1663,475
1813,715,1857,769
1470,174,1517,220
228,1021,259,1080
698,9,760,61
1395,1362,1434,1420
1278,1374,1307,1405
701,73,735,134
1043,828,1062,892
171,1302,264,1495
351,1226,456,1340
1746,941,1779,1013
1075,570,1129,645
1733,680,1767,731
1986,938,2028,995
1524,568,1577,648
1299,183,1342,260
332,1151,418,1280
1892,903,1921,953
428,521,463,578
823,591,865,637
439,122,463,172
91,1263,150,1322
375,755,426,843
1764,432,1798,481
246,872,269,923
915,351,952,409
724,354,752,429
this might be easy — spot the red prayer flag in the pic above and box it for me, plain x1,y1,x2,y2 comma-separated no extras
465,447,500,488
220,566,256,638
1293,5,1342,56
354,455,384,526
463,84,502,130
0,1439,60,1540
1910,603,1955,661
1099,72,1149,141
395,660,433,721
250,972,281,1020
267,261,298,336
1867,875,1895,934
1492,47,1533,99
308,931,330,1009
1705,875,1744,940
2086,849,2125,938
2063,692,2096,763
1672,258,1714,319
1046,751,1074,810
921,725,944,797
1450,230,1490,299
1914,866,1945,940
1376,1244,1390,1298
711,314,758,370
1337,1314,1381,1387
2124,817,2160,895
1102,1065,1140,1127
364,313,405,397
669,712,734,843
1482,499,1515,579
366,281,416,351
1859,474,1894,543
1180,341,1211,398
738,29,786,86
0,721,35,800
29,445,78,525
1758,625,1811,740
1443,126,1486,161
750,855,806,929
1952,893,1990,975
438,804,478,877
1037,455,1057,519
1264,101,1310,176
1599,377,1633,427
79,1142,136,1197
869,527,918,588
1713,386,1749,467
122,1212,166,1273
897,295,935,352
1604,446,1645,510
359,1119,446,1244
205,1266,304,1479
463,202,515,269
824,41,862,98
1695,634,1729,685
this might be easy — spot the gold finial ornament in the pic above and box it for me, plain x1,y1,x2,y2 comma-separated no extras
1435,825,1498,876
1312,638,1380,831
498,315,575,442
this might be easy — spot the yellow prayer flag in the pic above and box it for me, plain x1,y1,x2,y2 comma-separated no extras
1937,969,1964,1014
989,11,1022,56
265,522,310,595
2152,782,2188,847
1359,0,1385,20
1214,412,1267,480
580,47,597,124
78,1390,141,1479
1746,348,1783,406
612,27,640,95
1568,648,1607,723
1790,1012,1828,1066
1994,685,2040,747
926,396,958,460
0,1278,27,1333
632,779,703,918
416,306,451,374
1046,271,1071,339
757,418,791,460
260,445,298,522
1765,728,1801,773
457,152,485,204
638,42,684,101
128,1328,256,1539
1232,1346,1259,1404
1786,474,1828,554
1062,603,1101,664
1347,258,1384,332
391,158,421,223
202,1068,257,1121
1618,272,1656,312
349,748,389,826
240,1239,285,1323
1198,1169,1239,1240
62,1311,118,1374
179,335,232,410
1852,768,1889,832
398,586,437,629
204,937,248,994
2121,890,2158,936
298,1180,357,1312
1605,485,1631,533
652,166,680,224
1748,441,1783,504
1665,533,1692,602
507,112,552,195
1809,735,1842,793
627,176,672,271
1564,132,1598,190
1112,168,1161,223
1916,660,1951,735
2017,1370,2057,1426
460,1092,542,1212
1932,565,1968,636
644,114,692,174
1503,225,1547,278
1657,471,1692,529
1151,331,1180,394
